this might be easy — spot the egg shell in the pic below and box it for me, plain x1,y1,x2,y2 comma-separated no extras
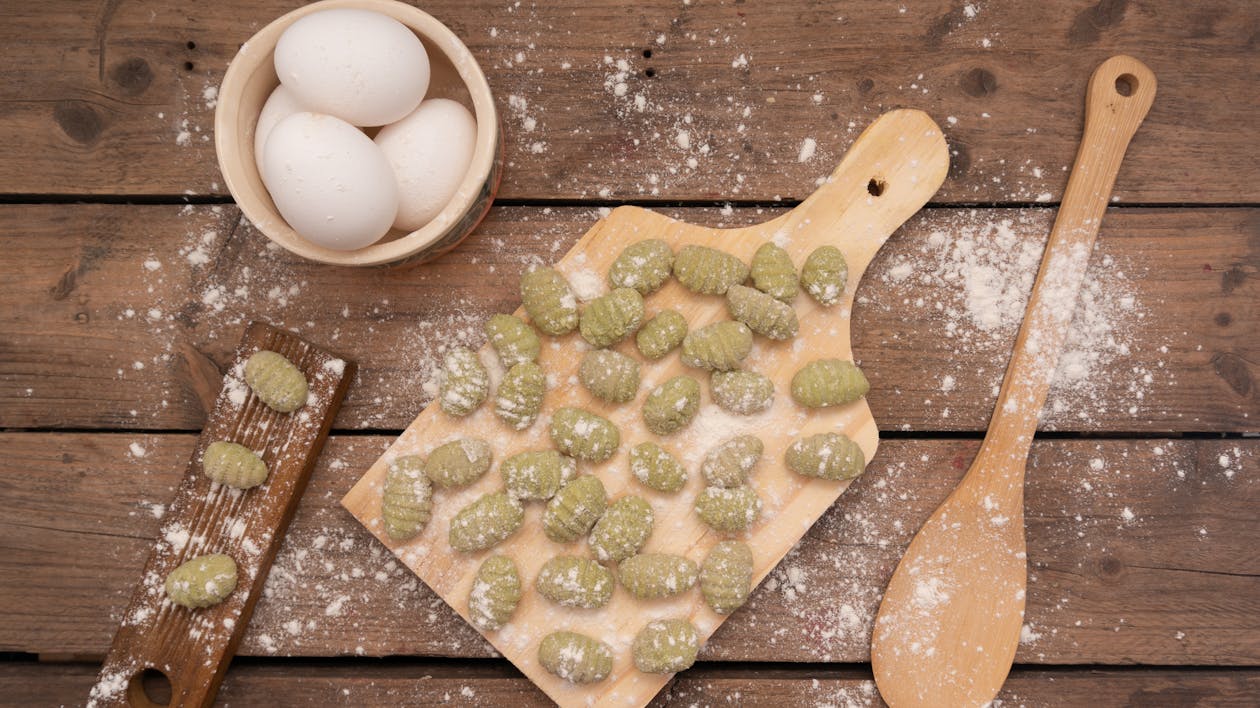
261,112,399,251
253,84,307,175
375,98,478,232
274,8,430,127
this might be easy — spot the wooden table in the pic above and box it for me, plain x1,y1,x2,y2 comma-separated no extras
2,1,1257,705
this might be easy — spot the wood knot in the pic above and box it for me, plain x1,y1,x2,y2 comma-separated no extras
1068,0,1129,45
110,57,153,96
961,68,998,98
1211,351,1253,397
53,101,104,145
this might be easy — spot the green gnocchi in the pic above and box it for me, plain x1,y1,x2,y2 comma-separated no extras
244,350,307,413
673,244,749,295
579,287,644,347
632,619,700,673
484,314,540,368
636,309,688,360
579,349,640,403
701,434,764,488
750,242,799,302
535,555,615,608
618,553,699,599
681,321,753,371
202,441,268,489
468,555,521,631
165,553,237,609
700,540,754,614
439,347,489,417
381,455,432,541
543,475,607,543
424,438,492,488
695,485,762,533
726,284,799,340
791,359,870,408
629,442,687,493
549,407,620,462
642,375,701,435
609,238,674,295
800,245,849,306
538,631,613,684
494,361,545,430
448,491,524,552
521,267,579,336
500,449,575,501
588,495,654,563
710,370,774,415
785,432,866,481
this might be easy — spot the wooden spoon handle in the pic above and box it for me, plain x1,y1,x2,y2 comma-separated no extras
982,56,1156,461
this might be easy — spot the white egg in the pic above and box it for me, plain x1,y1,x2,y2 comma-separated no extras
274,8,430,127
253,84,307,175
261,112,399,251
375,99,478,232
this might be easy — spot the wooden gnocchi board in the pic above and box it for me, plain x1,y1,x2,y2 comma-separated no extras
342,109,949,707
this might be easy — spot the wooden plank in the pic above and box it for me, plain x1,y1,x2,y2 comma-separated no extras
2,204,1255,433
91,323,353,708
1,433,1255,665
6,663,1260,707
0,1,1256,203
337,109,948,708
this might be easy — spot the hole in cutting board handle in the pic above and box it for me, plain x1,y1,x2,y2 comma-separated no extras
1114,73,1136,97
126,667,173,707
867,178,886,197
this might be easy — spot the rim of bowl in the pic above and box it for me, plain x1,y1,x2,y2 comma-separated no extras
215,0,499,267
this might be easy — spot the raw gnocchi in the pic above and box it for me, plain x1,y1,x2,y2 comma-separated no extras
549,407,620,462
750,242,798,302
629,442,687,493
673,244,749,295
632,619,700,673
381,455,432,541
448,491,524,552
494,361,545,430
468,555,521,631
791,359,870,408
710,370,774,415
165,553,237,609
700,435,763,488
588,495,654,563
700,540,753,614
439,347,489,417
635,309,688,360
520,267,579,336
244,350,307,413
484,314,540,368
618,553,698,599
543,475,607,543
579,349,640,403
500,449,575,501
579,287,644,347
536,555,615,608
202,441,268,489
681,321,753,371
609,238,674,295
538,631,613,684
425,438,492,488
785,432,866,481
695,485,762,533
800,245,849,306
642,375,701,435
726,284,799,340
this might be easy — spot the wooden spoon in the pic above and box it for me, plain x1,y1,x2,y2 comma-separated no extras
870,55,1156,707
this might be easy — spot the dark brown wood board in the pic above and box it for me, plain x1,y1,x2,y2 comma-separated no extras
88,323,353,707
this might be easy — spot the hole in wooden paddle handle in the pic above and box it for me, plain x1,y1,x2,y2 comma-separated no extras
867,178,886,197
1114,74,1136,97
127,668,173,707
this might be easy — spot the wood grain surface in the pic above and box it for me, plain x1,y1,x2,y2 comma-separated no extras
3,433,1254,665
1,204,1254,433
1,1,1257,202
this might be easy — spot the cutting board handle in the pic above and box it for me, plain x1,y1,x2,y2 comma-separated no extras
767,109,950,279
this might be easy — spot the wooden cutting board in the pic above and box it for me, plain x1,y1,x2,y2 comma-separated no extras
342,109,949,707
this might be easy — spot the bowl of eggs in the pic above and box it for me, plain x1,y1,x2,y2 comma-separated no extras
215,0,502,266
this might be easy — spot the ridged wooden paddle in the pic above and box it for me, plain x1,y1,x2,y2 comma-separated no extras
871,55,1156,707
